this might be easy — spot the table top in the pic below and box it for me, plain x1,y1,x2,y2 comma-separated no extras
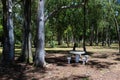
69,51,85,55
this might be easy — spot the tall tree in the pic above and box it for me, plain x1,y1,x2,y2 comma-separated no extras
18,0,33,63
1,0,14,65
83,0,87,52
34,0,46,67
34,0,89,67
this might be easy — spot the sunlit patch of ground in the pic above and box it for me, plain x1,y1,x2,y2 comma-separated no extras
45,45,119,53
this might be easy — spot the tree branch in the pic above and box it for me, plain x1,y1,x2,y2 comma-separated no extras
13,0,23,7
45,0,89,22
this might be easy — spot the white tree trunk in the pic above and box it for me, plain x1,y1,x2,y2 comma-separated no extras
35,0,46,67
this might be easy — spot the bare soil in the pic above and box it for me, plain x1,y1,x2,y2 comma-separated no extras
0,47,120,80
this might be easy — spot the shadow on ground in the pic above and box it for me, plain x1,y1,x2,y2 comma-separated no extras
46,52,117,70
114,57,120,61
46,54,69,66
46,50,69,54
86,60,117,70
0,63,27,80
53,75,90,80
46,52,86,67
83,52,94,56
91,54,109,59
112,52,120,56
60,75,89,80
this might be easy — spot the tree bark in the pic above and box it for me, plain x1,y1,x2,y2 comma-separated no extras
95,26,99,46
66,33,70,47
83,2,86,52
1,0,14,65
114,16,120,53
18,0,33,63
57,28,62,45
34,0,46,67
89,24,94,46
73,43,77,51
102,28,105,46
106,26,111,47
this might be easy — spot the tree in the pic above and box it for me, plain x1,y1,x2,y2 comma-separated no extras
83,0,87,52
34,0,89,67
34,0,46,67
1,0,14,65
18,0,33,63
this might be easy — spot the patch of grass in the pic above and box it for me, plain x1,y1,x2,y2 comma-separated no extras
15,49,21,57
82,78,89,80
91,43,119,49
15,44,21,48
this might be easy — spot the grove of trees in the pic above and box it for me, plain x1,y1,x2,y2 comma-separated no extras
0,0,120,67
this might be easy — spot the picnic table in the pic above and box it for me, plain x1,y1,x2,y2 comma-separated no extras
67,51,88,64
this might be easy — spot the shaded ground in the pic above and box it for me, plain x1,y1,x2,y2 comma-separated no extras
0,47,120,80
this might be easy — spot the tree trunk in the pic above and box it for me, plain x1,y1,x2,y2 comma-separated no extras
102,28,105,46
89,24,94,46
18,0,33,63
66,33,70,47
34,0,46,67
95,27,99,46
1,0,14,65
57,30,62,45
83,3,86,52
106,26,111,47
73,43,77,51
114,16,120,53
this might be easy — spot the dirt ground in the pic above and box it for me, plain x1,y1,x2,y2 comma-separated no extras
0,47,120,80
